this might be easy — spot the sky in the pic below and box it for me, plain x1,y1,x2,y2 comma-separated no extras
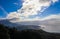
0,0,60,33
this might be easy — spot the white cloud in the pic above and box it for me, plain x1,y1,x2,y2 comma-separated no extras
6,12,21,19
52,0,58,3
20,17,41,22
40,14,60,26
13,3,19,5
40,14,60,32
18,0,51,17
6,0,58,21
7,15,41,23
41,14,60,20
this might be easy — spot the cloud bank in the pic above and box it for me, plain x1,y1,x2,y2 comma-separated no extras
15,14,60,33
40,14,60,32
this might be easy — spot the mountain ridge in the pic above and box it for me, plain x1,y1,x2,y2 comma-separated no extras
0,19,41,30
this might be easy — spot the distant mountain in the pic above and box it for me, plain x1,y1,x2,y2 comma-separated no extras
0,19,20,27
0,19,41,30
17,21,41,25
16,25,41,30
0,18,42,26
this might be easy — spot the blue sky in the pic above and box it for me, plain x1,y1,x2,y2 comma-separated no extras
0,0,22,17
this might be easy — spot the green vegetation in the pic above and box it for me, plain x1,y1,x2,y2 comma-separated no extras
0,24,60,39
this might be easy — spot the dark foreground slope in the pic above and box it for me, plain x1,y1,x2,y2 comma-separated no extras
0,24,60,39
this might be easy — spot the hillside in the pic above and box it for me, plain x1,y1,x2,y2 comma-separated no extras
0,24,60,39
